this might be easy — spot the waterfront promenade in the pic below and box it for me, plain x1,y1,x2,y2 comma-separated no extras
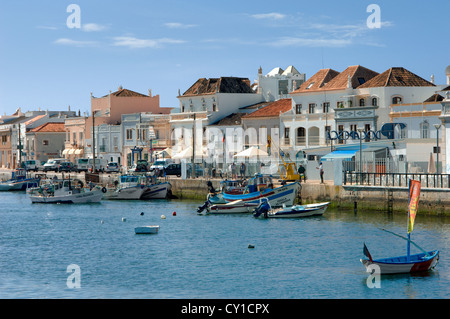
1,168,449,215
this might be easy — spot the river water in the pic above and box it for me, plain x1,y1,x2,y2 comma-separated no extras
0,191,448,299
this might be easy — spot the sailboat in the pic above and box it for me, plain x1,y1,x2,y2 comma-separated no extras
360,180,439,275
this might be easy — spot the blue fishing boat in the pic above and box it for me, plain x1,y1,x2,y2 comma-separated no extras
360,180,439,274
0,169,40,191
211,174,301,208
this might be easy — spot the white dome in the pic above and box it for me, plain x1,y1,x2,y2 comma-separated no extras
446,65,450,75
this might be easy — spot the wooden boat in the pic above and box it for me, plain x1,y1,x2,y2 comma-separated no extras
103,175,148,200
140,181,172,200
210,174,301,208
28,179,103,204
198,199,259,215
257,202,329,218
135,226,159,234
360,180,439,275
0,169,40,191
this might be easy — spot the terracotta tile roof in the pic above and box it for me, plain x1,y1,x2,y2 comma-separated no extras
30,122,65,133
358,67,435,88
242,98,292,118
292,68,340,93
423,93,444,103
101,88,148,98
182,77,254,96
291,65,378,93
210,113,246,126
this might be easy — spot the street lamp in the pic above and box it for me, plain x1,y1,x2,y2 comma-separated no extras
434,124,441,175
357,128,364,184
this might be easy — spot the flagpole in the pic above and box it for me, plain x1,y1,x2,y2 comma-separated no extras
407,179,411,262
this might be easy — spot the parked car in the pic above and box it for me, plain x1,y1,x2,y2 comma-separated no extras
164,163,181,177
58,162,75,172
129,160,149,172
43,159,65,172
24,160,38,171
106,162,120,173
150,159,172,171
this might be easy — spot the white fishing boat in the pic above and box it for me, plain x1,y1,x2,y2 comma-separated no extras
253,198,329,218
28,179,103,204
135,226,159,234
103,175,148,200
140,181,172,200
198,199,259,215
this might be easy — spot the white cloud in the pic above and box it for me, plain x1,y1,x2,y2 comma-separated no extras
54,38,98,47
112,36,186,49
164,22,197,29
271,37,352,48
82,23,108,32
251,12,286,20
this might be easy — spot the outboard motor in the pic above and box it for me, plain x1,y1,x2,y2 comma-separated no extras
197,200,210,214
253,198,271,218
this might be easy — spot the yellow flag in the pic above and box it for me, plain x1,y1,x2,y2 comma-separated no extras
408,180,421,233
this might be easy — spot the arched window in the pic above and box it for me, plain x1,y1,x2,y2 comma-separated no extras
392,96,402,104
296,127,306,146
359,98,365,106
371,97,377,106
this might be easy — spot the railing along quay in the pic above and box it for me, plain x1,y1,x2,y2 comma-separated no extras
343,171,450,189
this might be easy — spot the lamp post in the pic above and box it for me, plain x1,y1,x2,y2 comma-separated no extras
357,128,364,184
434,124,441,175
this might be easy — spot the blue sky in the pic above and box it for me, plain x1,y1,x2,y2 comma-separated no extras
0,1,449,116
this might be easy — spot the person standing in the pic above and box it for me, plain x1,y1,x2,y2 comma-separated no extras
317,162,324,184
231,162,237,179
239,162,246,179
297,164,306,182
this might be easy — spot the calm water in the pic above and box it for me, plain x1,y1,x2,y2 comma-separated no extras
0,191,449,299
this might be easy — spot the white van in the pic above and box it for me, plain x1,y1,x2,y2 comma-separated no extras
25,160,38,171
75,158,108,172
150,159,173,171
43,158,66,172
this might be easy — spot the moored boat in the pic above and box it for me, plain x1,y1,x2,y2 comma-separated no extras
103,175,148,200
198,199,259,215
254,201,329,218
135,226,159,234
0,169,40,191
28,179,103,204
360,179,439,275
140,181,172,200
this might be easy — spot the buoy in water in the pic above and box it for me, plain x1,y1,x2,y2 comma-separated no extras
101,220,104,224
161,215,166,219
248,244,255,249
122,217,126,222
140,212,144,216
173,211,176,216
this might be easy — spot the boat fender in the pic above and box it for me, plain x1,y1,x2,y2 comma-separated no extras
102,187,107,193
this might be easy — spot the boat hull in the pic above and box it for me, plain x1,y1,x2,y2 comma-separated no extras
221,182,300,208
30,189,103,204
268,202,329,218
206,200,259,214
0,179,40,191
140,182,171,200
360,250,439,274
135,226,159,234
103,186,147,200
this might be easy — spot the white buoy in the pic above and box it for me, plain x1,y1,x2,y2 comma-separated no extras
161,215,166,219
101,220,104,224
122,217,126,222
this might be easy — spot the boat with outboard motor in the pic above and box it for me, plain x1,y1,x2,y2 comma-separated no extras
253,198,329,218
103,175,148,200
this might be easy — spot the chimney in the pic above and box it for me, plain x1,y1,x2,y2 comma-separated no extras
148,89,152,97
431,74,435,84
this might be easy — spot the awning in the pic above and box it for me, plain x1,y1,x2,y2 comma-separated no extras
62,149,69,155
321,149,358,161
68,149,75,155
75,149,84,155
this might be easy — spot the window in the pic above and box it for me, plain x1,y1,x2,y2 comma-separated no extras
126,129,133,140
308,103,316,114
284,127,290,138
420,121,429,139
43,140,49,146
372,97,377,106
295,104,302,114
323,102,330,113
79,132,83,142
337,101,344,108
392,96,402,104
67,131,70,142
306,82,315,89
357,77,366,85
212,103,217,112
73,133,77,143
359,99,365,106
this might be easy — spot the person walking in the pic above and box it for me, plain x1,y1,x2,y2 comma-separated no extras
317,162,324,184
